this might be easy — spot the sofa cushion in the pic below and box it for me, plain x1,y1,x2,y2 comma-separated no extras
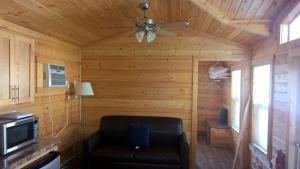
92,146,134,162
128,124,150,149
134,147,180,164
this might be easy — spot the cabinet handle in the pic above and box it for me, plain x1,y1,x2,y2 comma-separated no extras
10,85,20,102
16,85,20,101
14,85,17,102
10,86,13,100
11,85,16,102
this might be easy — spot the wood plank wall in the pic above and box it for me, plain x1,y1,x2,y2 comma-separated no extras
250,37,300,168
81,35,249,147
221,78,231,118
0,19,81,160
81,42,193,140
197,62,222,134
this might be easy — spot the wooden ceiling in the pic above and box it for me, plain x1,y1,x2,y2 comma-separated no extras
0,0,288,46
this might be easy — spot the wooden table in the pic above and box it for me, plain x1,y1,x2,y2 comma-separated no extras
206,119,232,147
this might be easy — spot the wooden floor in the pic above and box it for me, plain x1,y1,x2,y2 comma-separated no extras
196,136,234,169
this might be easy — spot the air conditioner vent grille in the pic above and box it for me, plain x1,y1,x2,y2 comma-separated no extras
43,64,66,87
50,73,66,86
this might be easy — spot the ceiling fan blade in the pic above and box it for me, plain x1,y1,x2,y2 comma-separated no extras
127,16,145,27
98,27,136,29
158,21,190,29
156,28,177,36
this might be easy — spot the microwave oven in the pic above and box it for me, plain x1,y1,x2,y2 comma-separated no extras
0,116,38,155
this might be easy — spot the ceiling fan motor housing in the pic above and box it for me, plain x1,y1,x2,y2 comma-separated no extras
140,1,150,10
146,18,155,25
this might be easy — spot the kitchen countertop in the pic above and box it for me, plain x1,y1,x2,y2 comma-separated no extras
0,137,59,169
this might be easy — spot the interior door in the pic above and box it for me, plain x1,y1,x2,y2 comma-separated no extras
294,57,300,169
288,56,300,169
0,31,14,105
14,35,34,103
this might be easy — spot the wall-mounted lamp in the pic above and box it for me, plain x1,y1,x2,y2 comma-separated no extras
77,82,94,96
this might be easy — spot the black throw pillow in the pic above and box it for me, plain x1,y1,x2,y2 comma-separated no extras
219,107,228,125
128,124,150,149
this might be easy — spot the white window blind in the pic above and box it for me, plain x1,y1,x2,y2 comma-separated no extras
231,69,241,132
252,65,271,153
289,14,300,41
280,13,300,44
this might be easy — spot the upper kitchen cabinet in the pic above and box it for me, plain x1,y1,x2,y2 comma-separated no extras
0,31,14,105
0,30,35,106
14,35,35,103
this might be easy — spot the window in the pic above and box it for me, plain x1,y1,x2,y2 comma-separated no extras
280,13,300,44
252,65,271,153
231,69,241,132
289,14,300,41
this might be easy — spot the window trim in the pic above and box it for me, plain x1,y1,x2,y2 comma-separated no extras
280,24,288,44
288,13,300,41
251,61,274,160
280,4,300,44
231,69,242,133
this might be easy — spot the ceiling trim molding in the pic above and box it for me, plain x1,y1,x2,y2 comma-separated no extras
190,0,271,37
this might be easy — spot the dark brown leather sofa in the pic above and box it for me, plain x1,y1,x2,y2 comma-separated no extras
82,116,190,169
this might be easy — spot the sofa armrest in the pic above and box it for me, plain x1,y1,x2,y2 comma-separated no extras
83,131,101,154
179,133,190,169
82,131,101,169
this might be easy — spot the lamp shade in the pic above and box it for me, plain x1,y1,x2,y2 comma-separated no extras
77,82,94,96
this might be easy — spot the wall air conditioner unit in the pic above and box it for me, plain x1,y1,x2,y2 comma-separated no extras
43,64,66,87
208,62,230,80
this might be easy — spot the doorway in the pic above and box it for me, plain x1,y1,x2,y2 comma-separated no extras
192,60,248,169
196,61,233,169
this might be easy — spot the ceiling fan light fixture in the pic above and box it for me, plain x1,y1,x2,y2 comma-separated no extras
147,31,156,43
135,30,145,43
131,2,190,44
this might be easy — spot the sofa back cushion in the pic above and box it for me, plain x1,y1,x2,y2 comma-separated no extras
100,116,183,147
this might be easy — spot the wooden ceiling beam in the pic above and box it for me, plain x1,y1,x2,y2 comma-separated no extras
230,20,272,24
230,23,270,37
190,0,271,37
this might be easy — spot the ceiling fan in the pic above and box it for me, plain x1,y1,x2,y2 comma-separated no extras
130,1,190,43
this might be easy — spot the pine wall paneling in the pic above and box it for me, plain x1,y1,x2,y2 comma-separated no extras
81,35,250,167
250,36,300,169
0,19,81,162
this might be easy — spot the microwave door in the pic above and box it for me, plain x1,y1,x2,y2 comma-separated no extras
6,123,34,150
4,117,38,154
